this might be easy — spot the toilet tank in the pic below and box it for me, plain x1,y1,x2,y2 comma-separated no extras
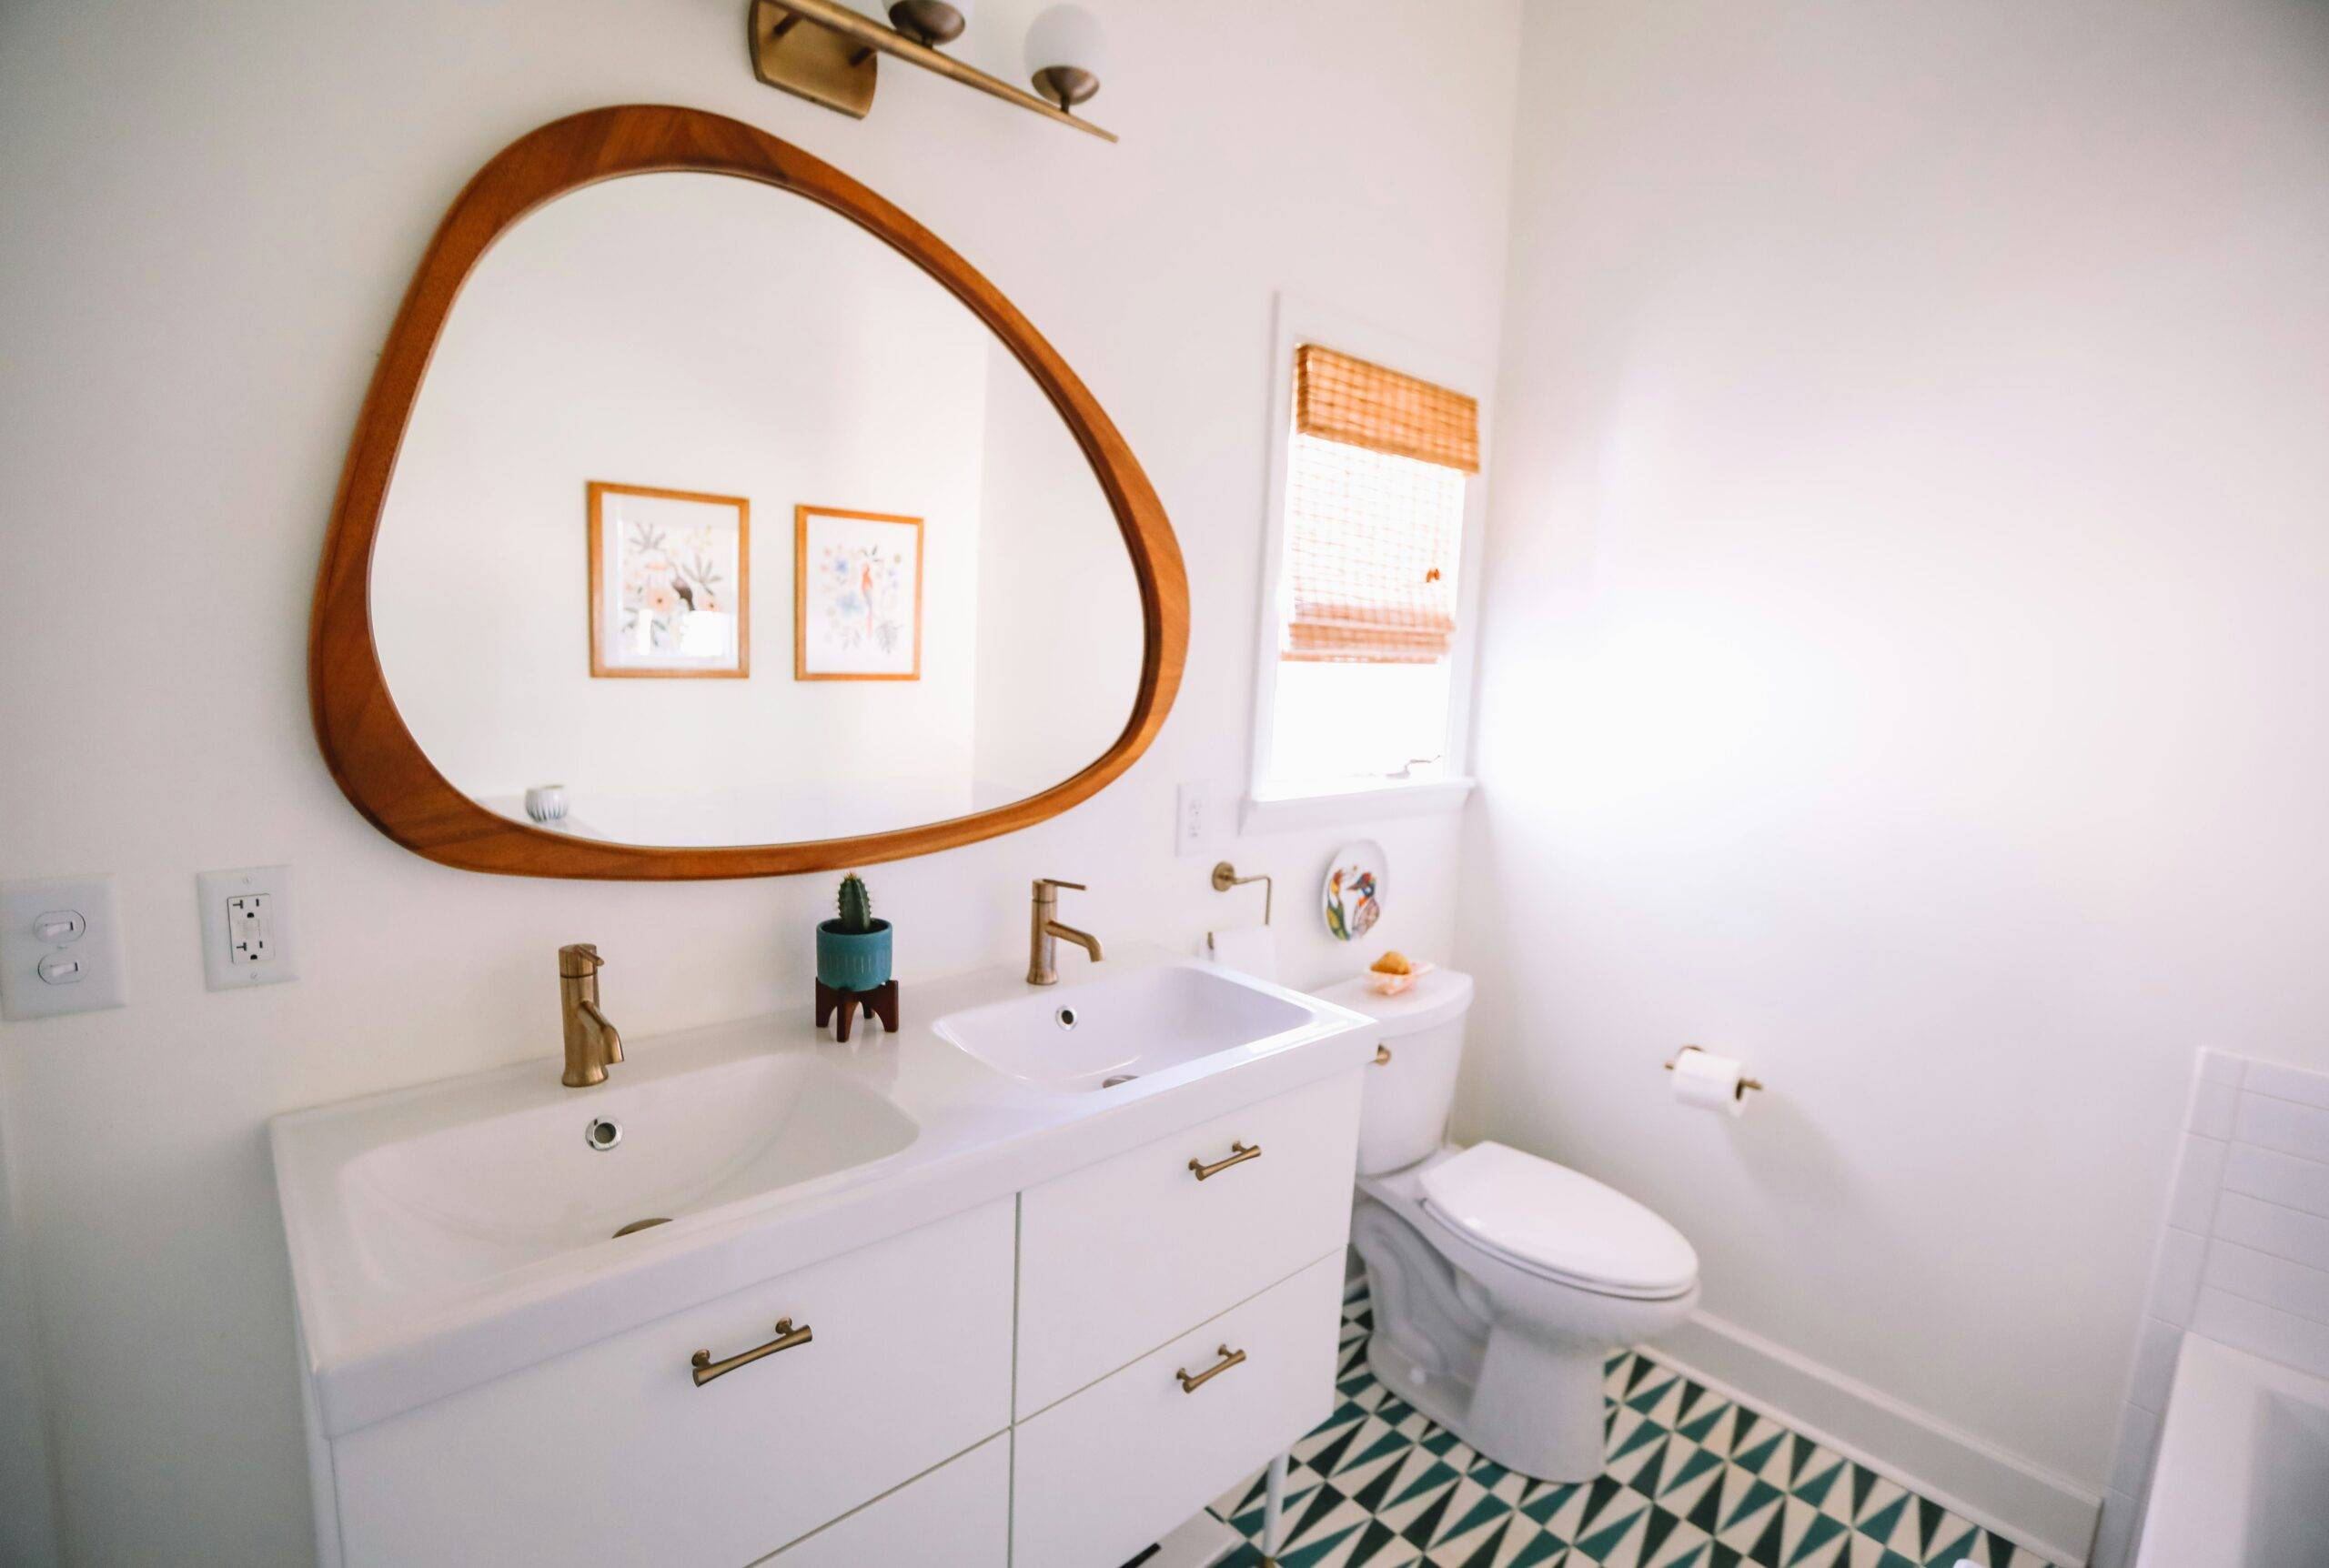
1312,969,1474,1175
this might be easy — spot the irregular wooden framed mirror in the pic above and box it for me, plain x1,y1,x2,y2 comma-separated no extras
311,106,1185,878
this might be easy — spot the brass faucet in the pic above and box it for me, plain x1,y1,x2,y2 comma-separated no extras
558,943,624,1087
1027,879,1104,986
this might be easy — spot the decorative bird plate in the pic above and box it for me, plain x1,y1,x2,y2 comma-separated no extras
1322,839,1387,942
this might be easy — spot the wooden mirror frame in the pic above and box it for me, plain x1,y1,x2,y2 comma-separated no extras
310,106,1186,879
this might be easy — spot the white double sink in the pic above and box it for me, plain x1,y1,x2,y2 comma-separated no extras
271,950,1364,1436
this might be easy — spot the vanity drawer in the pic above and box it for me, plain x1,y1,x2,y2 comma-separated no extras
1011,1251,1346,1568
759,1432,1009,1566
332,1198,1014,1568
1016,1068,1362,1414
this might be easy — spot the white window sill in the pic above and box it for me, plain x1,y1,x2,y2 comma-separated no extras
1240,776,1476,835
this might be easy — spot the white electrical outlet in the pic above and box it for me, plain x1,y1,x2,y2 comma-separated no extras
197,866,298,990
1175,783,1214,857
0,874,127,1021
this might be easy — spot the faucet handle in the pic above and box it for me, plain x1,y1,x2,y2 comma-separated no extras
559,943,605,978
1033,879,1087,894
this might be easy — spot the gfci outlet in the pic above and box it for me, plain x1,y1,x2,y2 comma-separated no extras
1175,782,1215,857
197,866,298,990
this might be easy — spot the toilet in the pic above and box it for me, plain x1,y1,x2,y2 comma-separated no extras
1317,968,1699,1483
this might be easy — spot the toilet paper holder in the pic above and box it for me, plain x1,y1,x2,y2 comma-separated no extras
1663,1045,1763,1096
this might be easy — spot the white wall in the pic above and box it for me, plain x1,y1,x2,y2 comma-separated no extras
1461,0,2329,1555
0,1,1521,1562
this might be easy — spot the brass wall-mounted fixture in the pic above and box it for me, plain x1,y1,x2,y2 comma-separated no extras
749,0,1116,141
1209,860,1273,924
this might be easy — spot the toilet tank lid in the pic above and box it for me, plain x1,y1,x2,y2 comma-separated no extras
1312,967,1473,1034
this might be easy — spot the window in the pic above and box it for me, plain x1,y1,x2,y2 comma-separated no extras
1250,321,1484,820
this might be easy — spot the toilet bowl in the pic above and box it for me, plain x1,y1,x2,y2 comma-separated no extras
1316,970,1699,1483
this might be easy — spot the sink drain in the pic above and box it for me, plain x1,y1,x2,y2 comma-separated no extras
612,1217,671,1238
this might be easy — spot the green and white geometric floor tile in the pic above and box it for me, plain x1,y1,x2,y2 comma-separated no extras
1205,1279,2058,1568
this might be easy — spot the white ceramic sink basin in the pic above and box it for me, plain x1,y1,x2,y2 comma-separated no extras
934,963,1319,1092
331,1052,913,1304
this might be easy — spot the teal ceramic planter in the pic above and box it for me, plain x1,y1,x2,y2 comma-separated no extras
816,919,892,992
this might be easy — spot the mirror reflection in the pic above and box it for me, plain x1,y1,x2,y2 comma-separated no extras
371,172,1141,848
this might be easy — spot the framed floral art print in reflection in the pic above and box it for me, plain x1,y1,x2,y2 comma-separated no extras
587,481,750,678
793,505,924,681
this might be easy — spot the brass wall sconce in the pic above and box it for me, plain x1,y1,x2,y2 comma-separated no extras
749,0,1117,142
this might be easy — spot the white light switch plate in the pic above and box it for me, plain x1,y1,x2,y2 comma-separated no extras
197,866,298,990
0,874,126,1021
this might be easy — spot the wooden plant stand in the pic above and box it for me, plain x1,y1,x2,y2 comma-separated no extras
815,978,899,1043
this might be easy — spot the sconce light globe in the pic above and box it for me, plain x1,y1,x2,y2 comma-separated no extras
1025,4,1107,109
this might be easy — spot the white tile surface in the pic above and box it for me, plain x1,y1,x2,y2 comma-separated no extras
2091,1486,2142,1568
2203,1240,2329,1325
2190,1286,2329,1380
2124,1315,2182,1413
2106,1053,2329,1545
2222,1142,2329,1221
2186,1077,2239,1139
2106,1400,2162,1498
2199,1050,2249,1088
2144,1228,2208,1326
2234,1091,2329,1163
2213,1190,2329,1272
2165,1134,2229,1232
2243,1059,2329,1111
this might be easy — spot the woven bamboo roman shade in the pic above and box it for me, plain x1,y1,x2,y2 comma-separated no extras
1283,344,1474,665
1295,345,1479,474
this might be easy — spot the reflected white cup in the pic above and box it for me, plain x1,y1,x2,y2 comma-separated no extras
524,784,569,824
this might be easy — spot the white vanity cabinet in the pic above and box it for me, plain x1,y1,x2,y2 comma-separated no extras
288,995,1370,1568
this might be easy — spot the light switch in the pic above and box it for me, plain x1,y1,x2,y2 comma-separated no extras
197,866,298,990
33,910,85,943
0,874,127,1021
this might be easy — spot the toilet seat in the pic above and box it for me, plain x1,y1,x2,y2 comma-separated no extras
1418,1141,1698,1301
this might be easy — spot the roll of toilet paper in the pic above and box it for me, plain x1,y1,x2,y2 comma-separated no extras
1670,1047,1752,1117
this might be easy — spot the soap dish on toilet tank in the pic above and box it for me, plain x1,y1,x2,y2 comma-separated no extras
1366,960,1436,997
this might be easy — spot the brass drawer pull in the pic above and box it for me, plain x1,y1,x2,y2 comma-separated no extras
1175,1344,1245,1393
1188,1141,1261,1181
691,1317,812,1387
1373,1043,1393,1066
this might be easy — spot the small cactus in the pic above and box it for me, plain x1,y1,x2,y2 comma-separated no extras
835,873,876,935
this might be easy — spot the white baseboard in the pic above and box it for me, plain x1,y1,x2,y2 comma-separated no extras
1653,1310,2100,1568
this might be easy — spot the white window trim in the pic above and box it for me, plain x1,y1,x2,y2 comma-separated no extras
1242,292,1490,835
